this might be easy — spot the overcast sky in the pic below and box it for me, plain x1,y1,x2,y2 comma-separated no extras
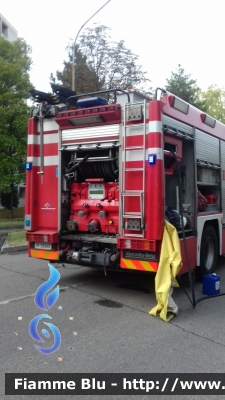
1,0,225,94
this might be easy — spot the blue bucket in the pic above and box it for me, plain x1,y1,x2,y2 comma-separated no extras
203,274,220,296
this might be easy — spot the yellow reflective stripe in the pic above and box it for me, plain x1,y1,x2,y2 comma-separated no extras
121,258,137,269
121,258,157,271
139,260,155,271
31,249,58,260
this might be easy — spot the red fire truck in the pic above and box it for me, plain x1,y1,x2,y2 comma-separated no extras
25,86,225,278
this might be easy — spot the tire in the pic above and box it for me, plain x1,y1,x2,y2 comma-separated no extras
199,225,218,276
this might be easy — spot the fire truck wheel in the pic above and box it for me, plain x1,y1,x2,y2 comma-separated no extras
199,225,218,276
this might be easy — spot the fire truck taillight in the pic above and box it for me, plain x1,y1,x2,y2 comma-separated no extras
27,234,34,241
168,95,189,114
117,238,156,251
125,240,131,249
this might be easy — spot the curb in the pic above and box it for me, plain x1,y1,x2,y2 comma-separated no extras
0,230,27,253
0,234,7,250
0,227,24,235
1,243,28,253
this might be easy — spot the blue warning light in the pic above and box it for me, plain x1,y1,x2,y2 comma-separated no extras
148,154,157,165
26,162,32,170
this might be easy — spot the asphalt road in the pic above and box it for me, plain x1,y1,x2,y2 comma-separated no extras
1,252,225,400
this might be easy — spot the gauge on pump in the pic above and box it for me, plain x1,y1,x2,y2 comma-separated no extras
88,183,105,199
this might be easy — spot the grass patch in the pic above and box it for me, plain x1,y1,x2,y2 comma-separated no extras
0,220,24,228
6,231,27,246
0,207,24,219
0,207,24,228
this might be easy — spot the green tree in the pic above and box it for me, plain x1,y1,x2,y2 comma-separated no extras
202,85,225,123
0,37,33,218
50,45,97,93
165,64,206,111
1,187,19,210
51,25,151,94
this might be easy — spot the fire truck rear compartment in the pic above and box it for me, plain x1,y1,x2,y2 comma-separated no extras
60,104,197,267
164,134,196,235
60,129,193,267
60,141,120,266
164,119,221,237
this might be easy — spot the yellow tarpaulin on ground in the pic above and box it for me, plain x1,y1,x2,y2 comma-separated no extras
149,220,182,322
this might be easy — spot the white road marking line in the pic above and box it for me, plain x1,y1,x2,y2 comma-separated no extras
0,293,35,305
0,285,69,305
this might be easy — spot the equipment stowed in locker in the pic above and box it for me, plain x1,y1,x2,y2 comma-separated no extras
64,149,119,182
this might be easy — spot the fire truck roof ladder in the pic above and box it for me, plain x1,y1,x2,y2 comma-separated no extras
121,100,146,238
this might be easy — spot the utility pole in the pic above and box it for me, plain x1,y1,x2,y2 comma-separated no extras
71,0,111,92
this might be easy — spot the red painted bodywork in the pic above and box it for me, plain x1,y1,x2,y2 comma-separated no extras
146,101,164,240
25,119,58,250
162,92,225,140
55,104,121,130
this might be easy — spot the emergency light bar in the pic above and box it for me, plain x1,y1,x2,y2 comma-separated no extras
200,113,216,128
77,97,108,108
168,95,189,114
